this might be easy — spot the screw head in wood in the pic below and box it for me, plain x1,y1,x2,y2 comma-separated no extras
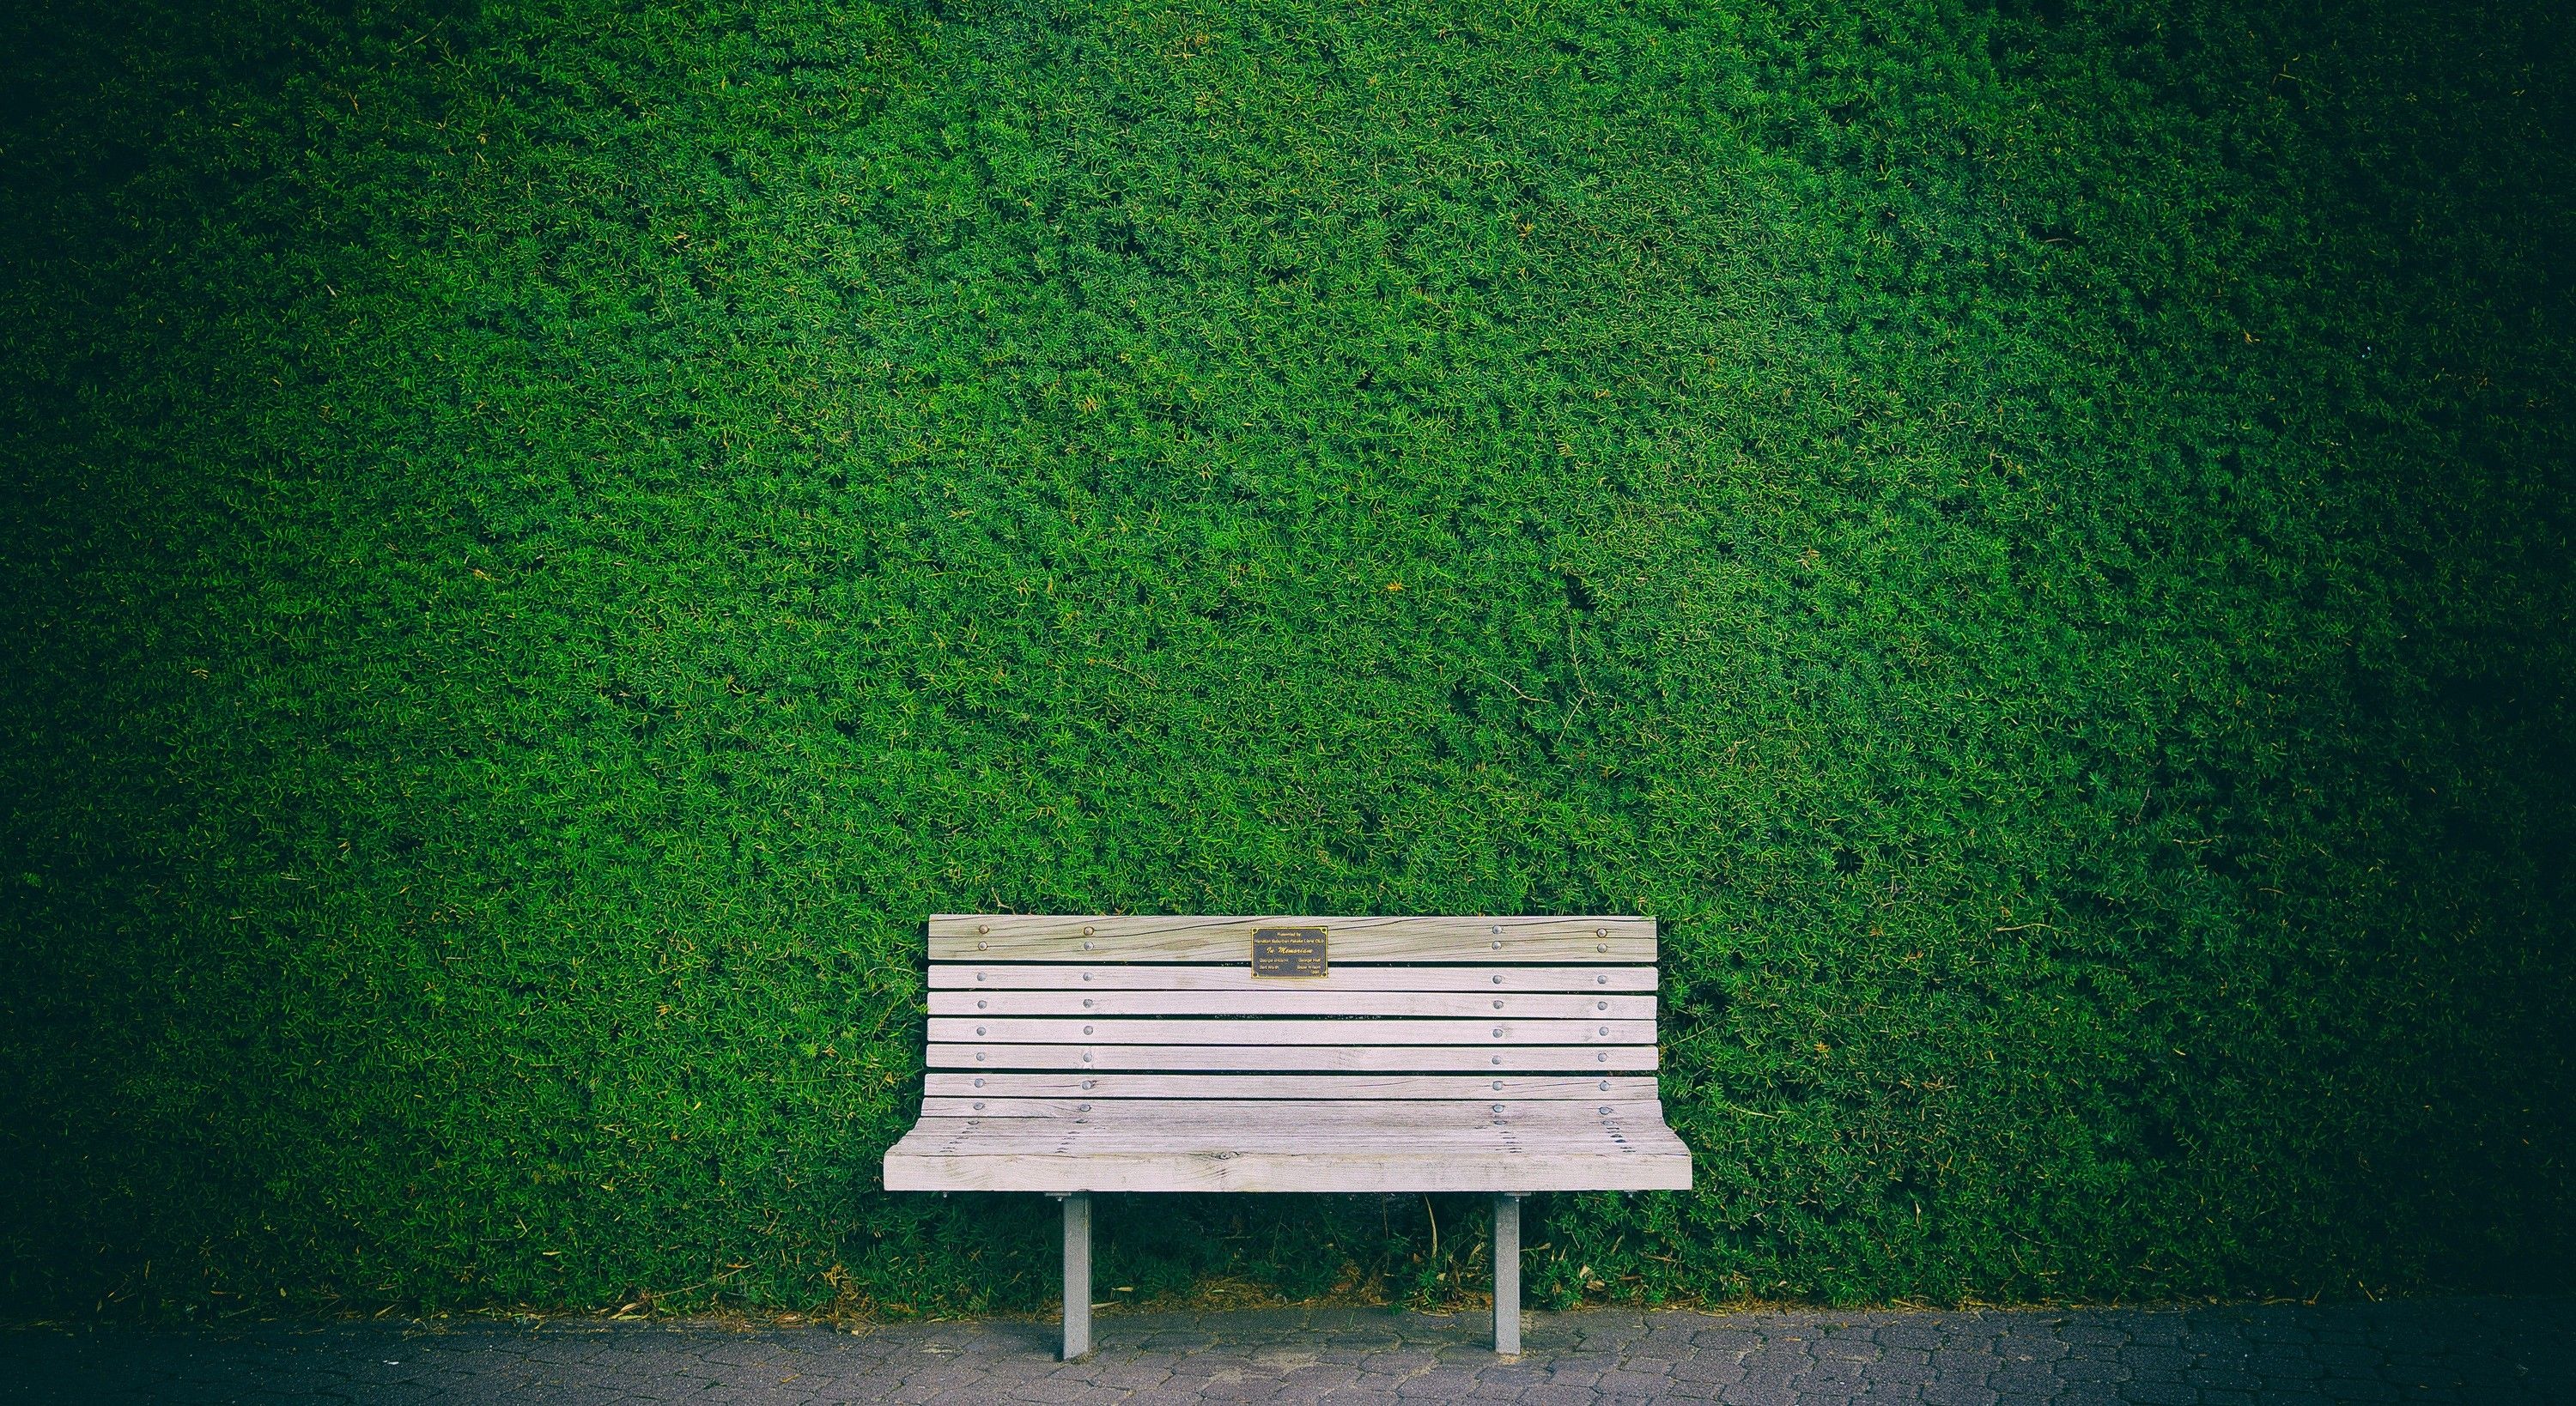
1492,1054,1503,1064
1597,1001,1607,1010
975,1052,986,1061
1083,1025,1093,1034
1492,999,1504,1009
975,1026,986,1035
1083,997,1093,1008
1493,1103,1504,1113
1081,1079,1094,1089
1599,1080,1609,1090
978,942,988,950
977,924,990,935
1492,1080,1504,1090
1492,939,1503,948
976,999,987,1009
1492,1027,1504,1037
1083,925,1095,936
974,1077,985,1087
1599,1105,1611,1115
1596,1051,1607,1062
1597,942,1607,952
1599,1026,1608,1035
974,1101,985,1111
1492,973,1504,985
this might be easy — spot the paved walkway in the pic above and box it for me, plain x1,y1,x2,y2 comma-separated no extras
6,1299,2568,1403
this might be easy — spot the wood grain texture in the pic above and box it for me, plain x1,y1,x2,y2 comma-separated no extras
922,1074,1662,1100
929,991,1656,1019
898,1117,1672,1145
927,914,1654,963
927,1043,1661,1071
927,1017,1656,1045
930,965,1658,992
883,1115,1693,1192
921,1097,1667,1118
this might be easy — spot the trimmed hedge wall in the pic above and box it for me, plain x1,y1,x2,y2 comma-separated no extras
3,0,2569,1317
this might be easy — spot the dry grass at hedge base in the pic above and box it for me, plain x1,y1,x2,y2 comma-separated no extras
1,0,2568,1320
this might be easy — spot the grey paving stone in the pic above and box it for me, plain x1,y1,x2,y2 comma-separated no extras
7,1299,2572,1405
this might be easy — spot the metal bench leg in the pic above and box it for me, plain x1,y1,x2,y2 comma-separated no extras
1056,1191,1092,1361
1493,1192,1523,1356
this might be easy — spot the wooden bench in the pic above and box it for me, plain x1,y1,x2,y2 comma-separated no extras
884,915,1692,1358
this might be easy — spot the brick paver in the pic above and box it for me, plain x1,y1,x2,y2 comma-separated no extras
5,1298,2567,1403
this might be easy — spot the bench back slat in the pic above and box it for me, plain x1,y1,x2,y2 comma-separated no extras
929,913,1653,963
932,1016,1654,1045
931,964,1657,992
930,1042,1660,1072
924,1074,1659,1100
933,991,1655,1018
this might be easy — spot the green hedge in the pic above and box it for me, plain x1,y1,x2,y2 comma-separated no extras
3,0,2568,1318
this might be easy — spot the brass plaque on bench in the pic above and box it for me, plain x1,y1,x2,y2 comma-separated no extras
1250,927,1327,978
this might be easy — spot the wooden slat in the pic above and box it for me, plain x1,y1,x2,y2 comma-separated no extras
927,1043,1659,1071
923,1074,1662,1100
894,1108,1674,1143
930,991,1656,1019
883,1118,1693,1193
928,914,1654,963
884,1151,1693,1192
927,1017,1655,1045
924,1097,1665,1118
931,965,1659,992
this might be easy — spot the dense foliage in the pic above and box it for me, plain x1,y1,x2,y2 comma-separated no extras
3,0,2568,1318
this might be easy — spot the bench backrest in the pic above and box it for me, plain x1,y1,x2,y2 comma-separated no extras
922,914,1662,1118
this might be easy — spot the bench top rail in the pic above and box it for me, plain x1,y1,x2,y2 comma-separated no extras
928,913,1654,963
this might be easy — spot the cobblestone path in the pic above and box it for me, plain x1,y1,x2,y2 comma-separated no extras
7,1298,2567,1403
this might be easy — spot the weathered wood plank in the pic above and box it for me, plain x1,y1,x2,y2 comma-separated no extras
890,1112,1680,1148
922,1097,1667,1118
930,965,1659,993
928,914,1654,963
883,1119,1693,1192
922,1074,1662,1100
930,991,1657,1019
927,1043,1660,1071
928,1017,1656,1045
884,1152,1693,1192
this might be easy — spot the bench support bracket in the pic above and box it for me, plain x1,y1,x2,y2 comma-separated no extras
1493,1192,1524,1356
1053,1191,1092,1361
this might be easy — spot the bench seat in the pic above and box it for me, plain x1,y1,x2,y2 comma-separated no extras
886,1103,1692,1193
885,915,1692,1359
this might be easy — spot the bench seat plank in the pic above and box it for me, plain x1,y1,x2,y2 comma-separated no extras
929,1017,1656,1045
928,1042,1659,1070
933,965,1659,992
932,991,1656,1018
884,1110,1692,1192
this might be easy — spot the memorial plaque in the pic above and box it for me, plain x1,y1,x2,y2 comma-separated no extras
1249,927,1327,979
